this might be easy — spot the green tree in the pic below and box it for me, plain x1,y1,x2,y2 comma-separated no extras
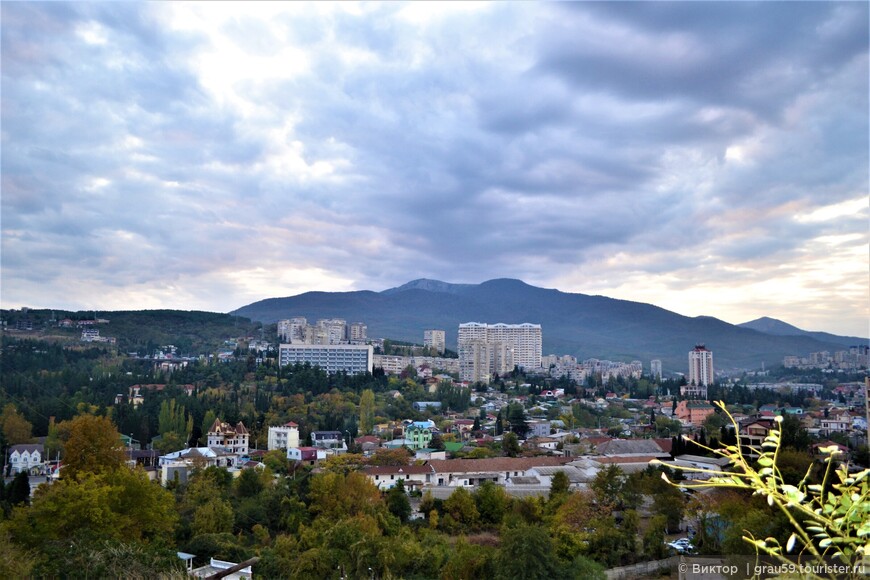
44,417,61,462
442,487,479,532
502,432,520,457
7,471,30,506
474,480,510,526
549,470,570,501
386,479,412,523
7,467,177,550
359,389,375,435
158,399,187,436
58,414,126,480
643,514,669,559
0,404,32,446
496,523,561,579
193,498,235,536
664,403,870,577
201,410,217,445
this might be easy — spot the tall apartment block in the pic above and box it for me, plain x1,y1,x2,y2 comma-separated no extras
682,344,713,399
278,317,308,342
650,359,662,381
458,322,542,383
424,329,446,354
349,322,367,342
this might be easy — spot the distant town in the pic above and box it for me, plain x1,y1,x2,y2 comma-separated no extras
1,309,867,578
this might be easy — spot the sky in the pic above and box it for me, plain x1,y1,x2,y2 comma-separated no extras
2,2,868,337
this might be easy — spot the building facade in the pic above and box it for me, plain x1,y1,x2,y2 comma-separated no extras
349,322,367,342
424,329,446,354
9,444,44,474
458,322,542,382
684,344,714,398
650,359,662,381
206,419,250,456
279,343,373,375
267,422,300,451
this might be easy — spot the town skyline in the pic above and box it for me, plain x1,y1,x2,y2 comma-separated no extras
2,2,868,337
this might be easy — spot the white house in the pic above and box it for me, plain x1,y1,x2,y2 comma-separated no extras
9,443,44,474
820,413,852,436
267,422,300,451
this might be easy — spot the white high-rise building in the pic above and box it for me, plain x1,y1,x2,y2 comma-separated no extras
424,329,446,354
683,344,713,399
458,322,541,382
278,317,308,343
650,359,662,381
317,319,347,344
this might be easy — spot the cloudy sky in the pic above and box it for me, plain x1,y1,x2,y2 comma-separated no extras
2,2,868,336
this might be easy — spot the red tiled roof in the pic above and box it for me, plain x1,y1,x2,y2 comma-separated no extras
427,456,571,474
363,464,434,476
593,456,660,464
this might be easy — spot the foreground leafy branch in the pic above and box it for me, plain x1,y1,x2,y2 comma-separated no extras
656,401,869,580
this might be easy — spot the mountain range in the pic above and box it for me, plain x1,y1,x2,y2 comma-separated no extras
231,278,867,372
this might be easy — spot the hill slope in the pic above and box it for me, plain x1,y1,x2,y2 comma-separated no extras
738,316,864,348
232,279,865,372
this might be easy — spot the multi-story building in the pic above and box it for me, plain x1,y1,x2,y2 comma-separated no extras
650,359,662,381
424,329,446,354
684,344,713,398
311,431,346,450
277,317,308,343
207,418,249,456
675,400,715,426
317,318,348,344
349,322,367,343
267,422,300,451
458,322,542,382
279,343,373,375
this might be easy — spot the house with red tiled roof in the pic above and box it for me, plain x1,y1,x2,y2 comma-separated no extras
363,464,435,490
427,456,572,487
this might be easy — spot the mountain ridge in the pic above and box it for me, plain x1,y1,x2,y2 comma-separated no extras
231,279,867,372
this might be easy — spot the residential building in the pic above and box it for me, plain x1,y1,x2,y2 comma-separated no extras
424,329,446,354
278,343,373,375
9,443,43,474
311,430,347,450
317,318,348,344
364,464,435,490
651,359,662,381
287,446,327,465
820,413,852,436
458,322,542,383
207,418,250,456
738,418,777,449
405,424,433,450
428,456,571,487
349,322,367,342
267,422,300,451
684,344,714,398
526,420,551,438
277,317,307,342
675,400,715,426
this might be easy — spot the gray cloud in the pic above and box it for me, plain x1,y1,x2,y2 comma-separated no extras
1,2,867,335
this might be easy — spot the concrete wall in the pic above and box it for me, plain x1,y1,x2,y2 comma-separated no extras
605,556,679,580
